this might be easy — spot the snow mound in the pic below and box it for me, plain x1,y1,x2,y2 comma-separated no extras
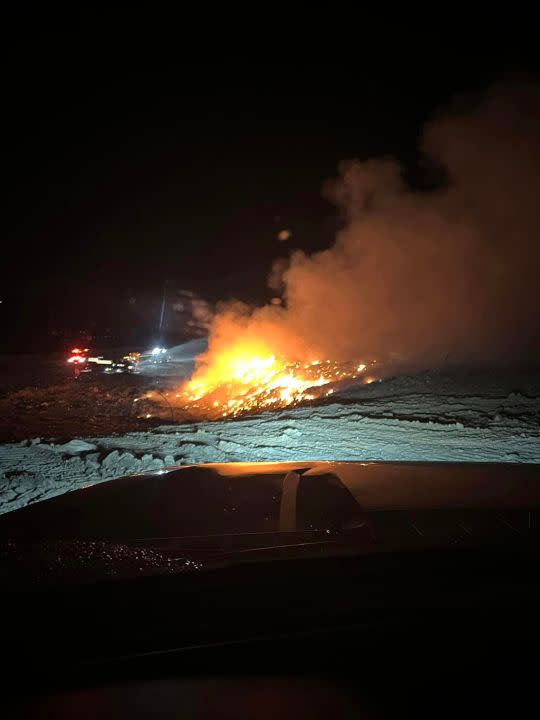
1,370,539,514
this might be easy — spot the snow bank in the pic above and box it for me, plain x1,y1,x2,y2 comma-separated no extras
1,380,540,514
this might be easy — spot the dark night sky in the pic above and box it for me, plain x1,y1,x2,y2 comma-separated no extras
3,58,538,351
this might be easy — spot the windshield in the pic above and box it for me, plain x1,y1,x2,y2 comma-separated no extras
2,64,540,590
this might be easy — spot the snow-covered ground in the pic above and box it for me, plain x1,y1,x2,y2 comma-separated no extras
1,370,540,514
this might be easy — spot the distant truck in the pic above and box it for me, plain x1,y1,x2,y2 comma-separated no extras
139,347,172,365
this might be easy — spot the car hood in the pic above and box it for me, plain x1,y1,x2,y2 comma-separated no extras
1,461,539,587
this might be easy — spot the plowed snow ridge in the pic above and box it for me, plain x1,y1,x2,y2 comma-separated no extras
1,372,540,513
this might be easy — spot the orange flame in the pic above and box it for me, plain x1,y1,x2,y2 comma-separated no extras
176,339,373,418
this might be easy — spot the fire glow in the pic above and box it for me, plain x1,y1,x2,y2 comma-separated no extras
177,346,371,418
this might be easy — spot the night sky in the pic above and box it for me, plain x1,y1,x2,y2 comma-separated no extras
3,59,537,352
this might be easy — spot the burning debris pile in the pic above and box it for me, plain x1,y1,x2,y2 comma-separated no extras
177,356,376,418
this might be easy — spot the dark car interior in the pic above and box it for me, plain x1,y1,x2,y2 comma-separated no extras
3,463,540,718
4,546,540,718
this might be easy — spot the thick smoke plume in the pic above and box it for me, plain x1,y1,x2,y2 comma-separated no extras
199,80,540,375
